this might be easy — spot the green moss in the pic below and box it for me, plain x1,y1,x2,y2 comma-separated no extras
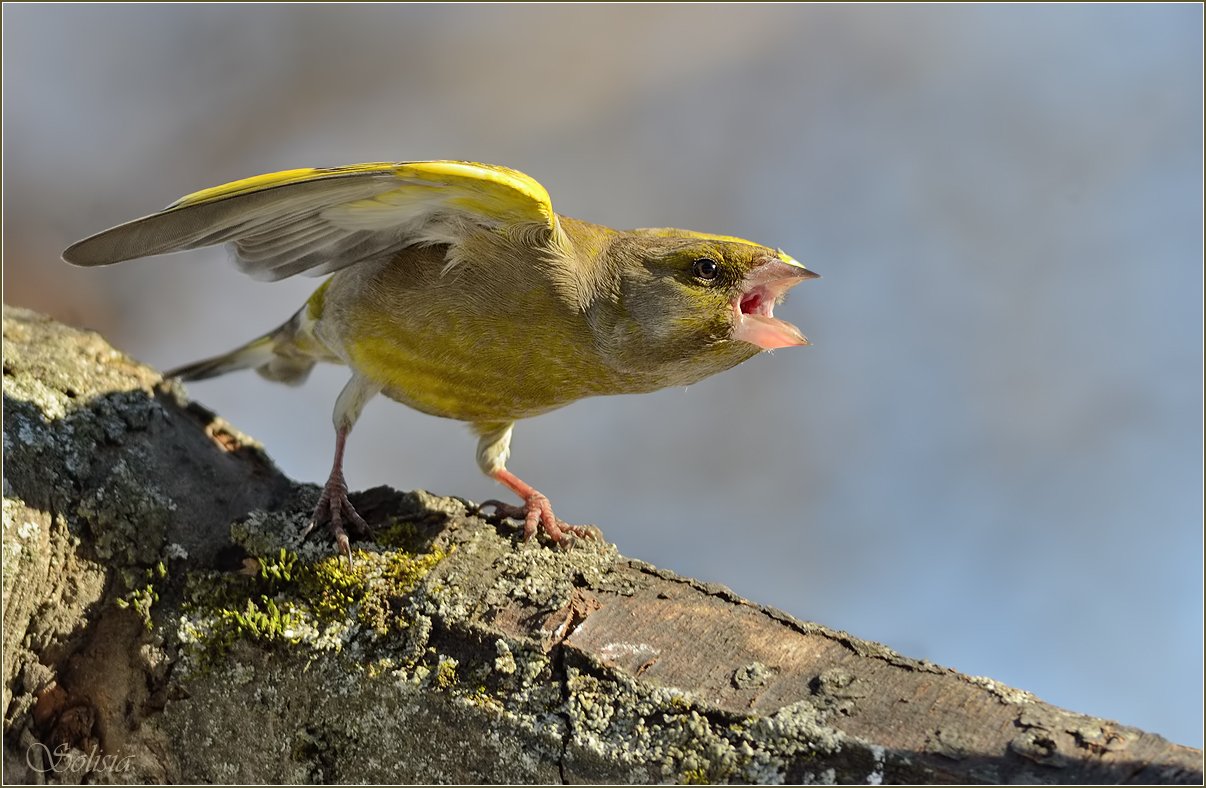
116,559,171,630
219,596,303,644
115,583,157,629
372,518,426,551
256,548,298,584
177,542,451,669
680,767,711,784
383,548,445,588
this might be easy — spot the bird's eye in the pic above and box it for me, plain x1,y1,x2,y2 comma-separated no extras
691,258,719,281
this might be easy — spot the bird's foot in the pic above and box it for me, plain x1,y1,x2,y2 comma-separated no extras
301,472,370,563
477,495,602,550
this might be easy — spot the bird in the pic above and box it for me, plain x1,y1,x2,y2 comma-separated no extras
63,160,818,560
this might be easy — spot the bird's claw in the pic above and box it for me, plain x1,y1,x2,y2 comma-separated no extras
562,523,605,542
475,499,527,521
302,474,370,564
475,498,602,551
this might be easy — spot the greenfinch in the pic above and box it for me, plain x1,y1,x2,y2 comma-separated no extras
63,161,818,559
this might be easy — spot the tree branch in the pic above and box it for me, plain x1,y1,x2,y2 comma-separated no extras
2,305,1200,784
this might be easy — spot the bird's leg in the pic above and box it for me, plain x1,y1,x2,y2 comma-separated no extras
301,426,369,561
472,423,602,549
301,374,381,563
485,469,603,548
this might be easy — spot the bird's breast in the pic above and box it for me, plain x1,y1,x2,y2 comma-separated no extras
334,252,612,424
348,329,589,422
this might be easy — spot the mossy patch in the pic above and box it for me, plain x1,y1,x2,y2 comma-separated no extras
115,560,168,630
176,542,450,671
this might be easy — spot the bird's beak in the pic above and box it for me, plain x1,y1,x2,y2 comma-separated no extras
776,249,821,280
730,253,817,350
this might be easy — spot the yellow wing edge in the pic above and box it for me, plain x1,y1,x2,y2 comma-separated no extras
168,160,556,229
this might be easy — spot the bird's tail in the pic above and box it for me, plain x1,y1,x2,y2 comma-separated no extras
164,310,323,386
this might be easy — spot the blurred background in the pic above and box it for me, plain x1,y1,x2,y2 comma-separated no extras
4,4,1202,747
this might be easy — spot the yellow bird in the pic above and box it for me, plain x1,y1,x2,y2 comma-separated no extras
63,161,818,559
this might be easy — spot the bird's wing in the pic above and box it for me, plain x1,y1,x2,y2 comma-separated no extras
63,161,560,281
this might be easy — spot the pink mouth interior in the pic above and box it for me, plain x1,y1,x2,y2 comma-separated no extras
740,288,770,317
732,282,808,349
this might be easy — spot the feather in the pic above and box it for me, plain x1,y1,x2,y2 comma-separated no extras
63,161,563,281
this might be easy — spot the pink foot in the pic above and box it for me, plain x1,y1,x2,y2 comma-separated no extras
300,427,368,563
478,469,602,550
300,472,369,563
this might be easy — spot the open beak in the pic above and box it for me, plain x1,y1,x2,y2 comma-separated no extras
731,254,818,350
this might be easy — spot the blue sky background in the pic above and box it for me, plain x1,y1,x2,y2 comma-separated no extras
4,4,1202,747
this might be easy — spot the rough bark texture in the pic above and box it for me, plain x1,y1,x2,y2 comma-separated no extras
2,305,1201,785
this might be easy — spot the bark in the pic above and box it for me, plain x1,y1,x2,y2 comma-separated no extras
2,304,1201,785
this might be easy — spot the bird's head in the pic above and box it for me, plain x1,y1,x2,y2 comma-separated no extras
594,228,818,386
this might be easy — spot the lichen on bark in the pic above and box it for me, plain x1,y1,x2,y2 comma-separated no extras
3,305,1202,785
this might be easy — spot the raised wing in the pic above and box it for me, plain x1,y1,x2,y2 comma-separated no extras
63,161,560,281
